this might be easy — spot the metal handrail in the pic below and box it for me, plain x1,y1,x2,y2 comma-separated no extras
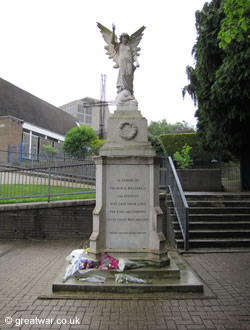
167,156,189,250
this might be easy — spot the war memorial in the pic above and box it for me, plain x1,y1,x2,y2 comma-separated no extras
53,23,203,295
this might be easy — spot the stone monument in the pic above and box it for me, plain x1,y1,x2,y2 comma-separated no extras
88,23,169,266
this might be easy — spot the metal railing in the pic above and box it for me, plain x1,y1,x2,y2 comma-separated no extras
159,157,168,189
0,162,96,202
167,156,189,250
221,161,241,192
0,148,90,168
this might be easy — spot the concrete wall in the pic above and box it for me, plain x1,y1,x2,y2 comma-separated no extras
0,196,167,240
177,169,222,191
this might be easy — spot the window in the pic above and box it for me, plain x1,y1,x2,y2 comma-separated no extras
85,106,92,125
85,107,92,115
85,115,92,125
77,113,84,124
22,132,38,160
77,104,85,124
78,104,84,114
22,132,30,159
31,135,38,160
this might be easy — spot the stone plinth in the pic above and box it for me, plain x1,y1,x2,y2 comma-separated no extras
88,109,169,266
100,109,155,157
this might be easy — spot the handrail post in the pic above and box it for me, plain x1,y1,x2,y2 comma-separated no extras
184,207,189,251
48,167,51,202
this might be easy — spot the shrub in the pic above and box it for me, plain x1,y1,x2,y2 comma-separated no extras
159,133,202,155
173,144,193,168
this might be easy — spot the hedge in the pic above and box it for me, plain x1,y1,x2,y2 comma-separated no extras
159,133,202,155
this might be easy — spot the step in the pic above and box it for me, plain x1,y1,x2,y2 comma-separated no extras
184,193,250,201
190,214,250,221
187,201,250,208
176,238,250,249
166,199,250,208
170,214,250,222
189,207,250,214
174,229,250,239
172,221,250,230
167,192,250,250
168,206,250,215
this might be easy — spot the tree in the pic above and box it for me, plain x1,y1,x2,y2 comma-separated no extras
183,0,250,189
63,126,98,159
218,0,250,48
41,144,59,160
183,0,250,158
148,119,194,137
90,139,106,155
148,135,165,156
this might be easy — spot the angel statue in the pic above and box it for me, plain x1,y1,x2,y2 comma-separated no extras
97,22,146,108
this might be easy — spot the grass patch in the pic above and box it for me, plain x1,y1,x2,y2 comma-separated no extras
0,184,96,204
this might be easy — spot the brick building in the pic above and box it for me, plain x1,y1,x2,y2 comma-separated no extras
0,77,79,163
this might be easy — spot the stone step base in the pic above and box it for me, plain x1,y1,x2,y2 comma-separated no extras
52,253,203,294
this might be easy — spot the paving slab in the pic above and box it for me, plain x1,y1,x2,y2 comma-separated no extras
0,240,250,330
0,240,28,256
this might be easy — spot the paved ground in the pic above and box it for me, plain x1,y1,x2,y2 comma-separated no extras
0,240,250,330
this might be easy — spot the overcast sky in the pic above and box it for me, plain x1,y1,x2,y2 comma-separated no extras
0,0,208,127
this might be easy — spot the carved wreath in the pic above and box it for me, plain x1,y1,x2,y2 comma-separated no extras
118,122,138,140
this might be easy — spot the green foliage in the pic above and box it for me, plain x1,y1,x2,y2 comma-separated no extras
148,135,165,156
42,144,59,157
148,119,194,137
63,125,98,159
218,0,250,48
90,139,106,155
173,144,193,169
183,0,250,158
159,133,202,155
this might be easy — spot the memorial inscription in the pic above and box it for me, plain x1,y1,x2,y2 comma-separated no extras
106,165,150,249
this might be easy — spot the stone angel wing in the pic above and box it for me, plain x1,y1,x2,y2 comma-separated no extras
130,26,146,58
97,22,118,63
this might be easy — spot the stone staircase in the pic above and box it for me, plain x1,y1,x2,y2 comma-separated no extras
166,192,250,250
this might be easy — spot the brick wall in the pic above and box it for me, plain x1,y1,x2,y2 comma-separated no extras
0,196,167,240
0,117,23,150
0,117,23,163
0,199,95,240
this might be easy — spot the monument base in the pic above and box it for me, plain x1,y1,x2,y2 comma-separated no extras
51,252,204,296
88,108,169,267
88,248,170,267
